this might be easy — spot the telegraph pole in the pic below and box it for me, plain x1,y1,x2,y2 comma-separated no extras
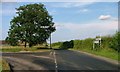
40,26,52,49
50,33,52,49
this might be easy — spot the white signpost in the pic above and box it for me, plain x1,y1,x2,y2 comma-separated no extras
93,37,101,50
94,41,99,43
96,38,101,41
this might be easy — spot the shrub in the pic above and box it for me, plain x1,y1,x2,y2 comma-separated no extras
52,42,62,48
109,32,120,52
59,40,74,49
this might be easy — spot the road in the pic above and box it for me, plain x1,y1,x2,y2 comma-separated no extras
2,50,118,72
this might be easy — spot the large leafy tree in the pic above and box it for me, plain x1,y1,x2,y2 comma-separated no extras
6,3,56,47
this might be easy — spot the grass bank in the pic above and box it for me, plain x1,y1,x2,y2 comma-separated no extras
0,59,10,71
70,48,118,60
0,60,2,72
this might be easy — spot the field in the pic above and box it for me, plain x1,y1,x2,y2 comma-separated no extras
0,45,51,52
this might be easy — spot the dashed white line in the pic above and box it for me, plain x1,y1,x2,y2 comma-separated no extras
53,51,58,72
50,51,53,55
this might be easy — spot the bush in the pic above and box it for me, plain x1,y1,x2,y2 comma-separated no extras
59,40,74,49
73,40,82,49
73,38,93,50
52,42,63,48
101,36,113,49
109,32,120,52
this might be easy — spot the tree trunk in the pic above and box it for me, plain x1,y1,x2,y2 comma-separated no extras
29,43,32,47
25,41,26,47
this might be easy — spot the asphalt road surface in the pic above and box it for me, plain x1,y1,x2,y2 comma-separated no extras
2,50,118,72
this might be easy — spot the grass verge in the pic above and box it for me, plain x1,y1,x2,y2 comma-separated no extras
0,59,10,71
0,60,2,72
1,48,22,52
0,46,51,52
70,48,118,61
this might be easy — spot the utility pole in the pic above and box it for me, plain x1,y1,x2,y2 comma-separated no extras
40,26,53,49
50,33,52,49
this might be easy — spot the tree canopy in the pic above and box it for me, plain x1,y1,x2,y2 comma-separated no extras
6,3,56,47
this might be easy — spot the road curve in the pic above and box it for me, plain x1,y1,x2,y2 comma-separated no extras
54,50,118,71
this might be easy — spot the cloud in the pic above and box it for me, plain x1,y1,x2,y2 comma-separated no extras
49,2,95,8
56,20,117,31
1,3,18,16
77,9,89,13
55,20,118,37
81,9,89,12
99,15,111,20
49,10,57,15
1,0,17,2
52,20,118,42
1,9,16,15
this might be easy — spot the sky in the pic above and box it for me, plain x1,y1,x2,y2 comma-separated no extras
0,1,118,43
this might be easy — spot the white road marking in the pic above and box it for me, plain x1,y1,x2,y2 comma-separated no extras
53,51,58,72
49,50,53,55
30,55,52,59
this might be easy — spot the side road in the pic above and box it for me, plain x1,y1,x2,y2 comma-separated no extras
2,50,56,71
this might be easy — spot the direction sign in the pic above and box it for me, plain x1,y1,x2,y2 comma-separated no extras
94,41,99,43
96,38,101,41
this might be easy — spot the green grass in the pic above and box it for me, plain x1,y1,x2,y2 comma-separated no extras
1,48,22,52
70,48,118,61
0,59,10,71
0,46,51,52
0,60,2,72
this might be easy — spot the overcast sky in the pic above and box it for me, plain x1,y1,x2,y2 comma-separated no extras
0,1,118,43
